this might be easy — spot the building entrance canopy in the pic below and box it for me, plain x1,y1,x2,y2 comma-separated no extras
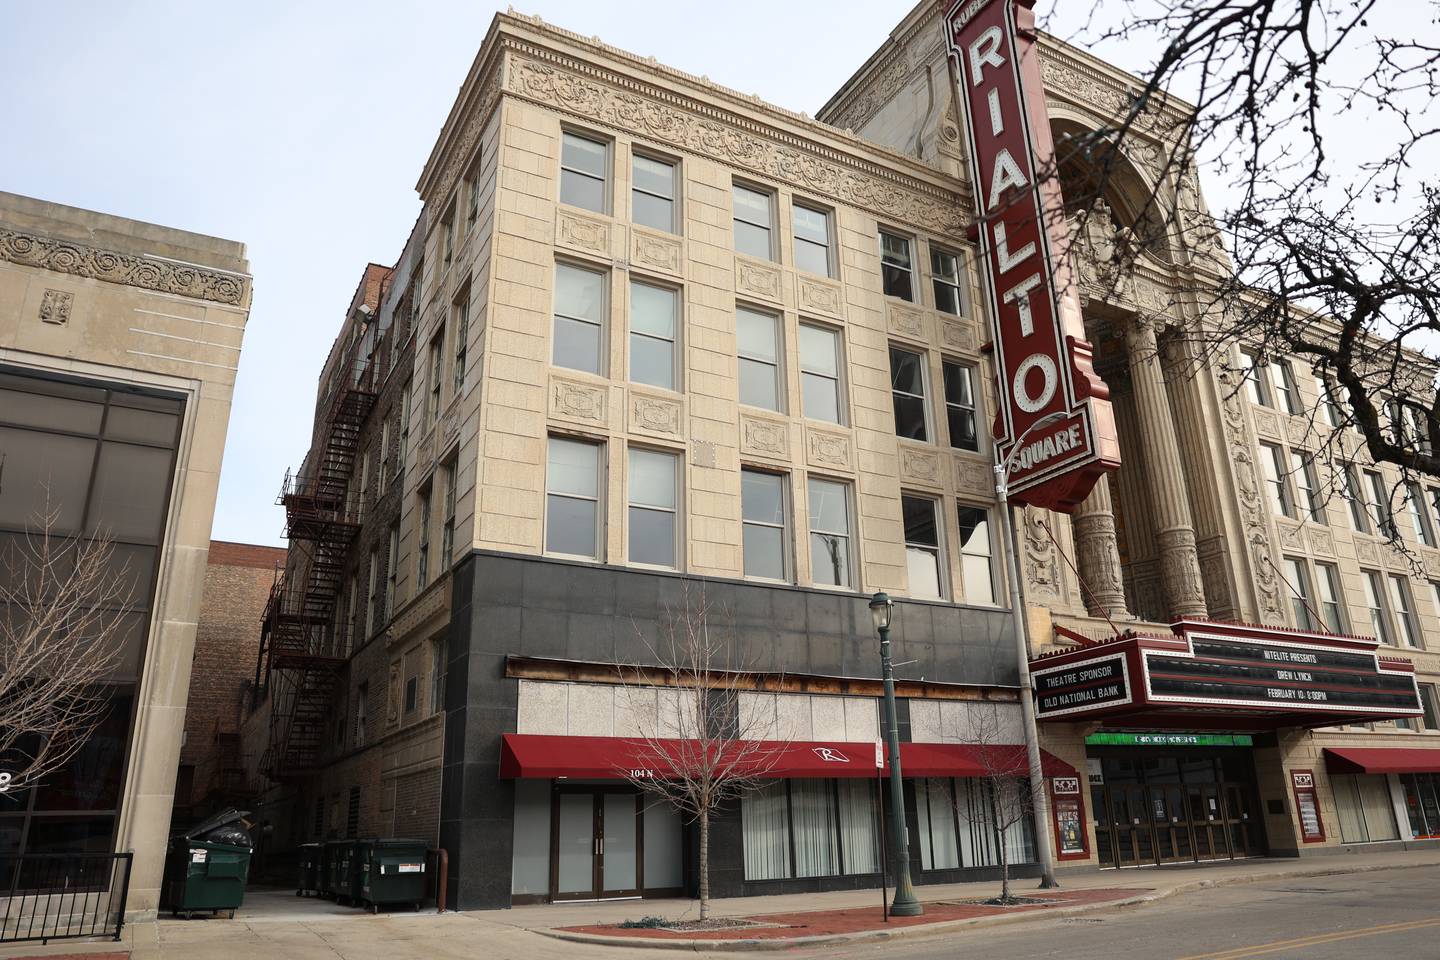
1032,619,1422,730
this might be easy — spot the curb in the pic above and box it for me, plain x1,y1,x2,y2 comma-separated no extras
530,860,1438,952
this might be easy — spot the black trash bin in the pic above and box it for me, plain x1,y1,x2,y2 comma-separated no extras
163,809,254,919
327,840,360,904
358,839,428,913
297,843,322,897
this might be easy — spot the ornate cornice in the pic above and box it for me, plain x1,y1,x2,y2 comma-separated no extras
817,2,945,134
503,46,968,235
0,227,250,306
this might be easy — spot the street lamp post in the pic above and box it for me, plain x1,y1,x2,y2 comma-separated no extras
994,410,1072,890
870,592,922,917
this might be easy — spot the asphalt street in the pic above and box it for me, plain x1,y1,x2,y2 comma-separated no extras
805,865,1440,960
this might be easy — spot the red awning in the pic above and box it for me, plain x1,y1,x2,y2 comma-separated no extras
1323,747,1440,775
499,734,1075,781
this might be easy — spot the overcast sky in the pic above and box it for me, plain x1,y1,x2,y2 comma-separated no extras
3,2,1412,546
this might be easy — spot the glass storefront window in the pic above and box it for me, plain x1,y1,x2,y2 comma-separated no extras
914,777,1036,872
741,779,880,881
1401,774,1440,839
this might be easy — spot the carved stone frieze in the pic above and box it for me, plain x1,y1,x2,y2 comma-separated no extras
1308,527,1335,557
1355,538,1380,565
1276,520,1304,551
886,301,927,342
1285,416,1311,446
1217,367,1285,623
629,393,682,437
0,228,249,306
424,61,504,205
825,51,912,134
805,427,852,471
940,319,977,354
898,446,941,488
1157,527,1209,619
631,228,682,277
1022,506,1062,601
550,375,608,426
557,210,611,256
954,456,994,498
1196,537,1239,621
505,54,966,235
739,414,788,460
1250,407,1280,441
797,276,843,319
39,288,72,325
735,258,782,303
1425,552,1440,578
1072,477,1131,619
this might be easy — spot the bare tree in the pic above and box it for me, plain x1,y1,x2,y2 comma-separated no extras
0,503,130,795
613,583,787,921
943,704,1034,905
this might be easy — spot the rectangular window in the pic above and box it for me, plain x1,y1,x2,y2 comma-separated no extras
742,469,788,581
1259,443,1294,518
903,496,943,600
733,183,775,260
452,291,469,394
808,477,852,588
1283,556,1316,630
943,361,979,452
441,207,455,270
799,324,843,424
792,203,833,277
441,458,457,564
740,780,879,881
430,636,447,716
957,504,996,604
1363,570,1395,646
404,675,418,715
416,485,432,590
1420,683,1440,731
1407,483,1435,547
1290,451,1324,523
879,231,914,301
1316,562,1346,633
737,306,782,411
931,247,966,315
742,781,792,880
366,546,379,638
560,131,608,213
385,523,399,624
889,346,930,442
355,682,368,748
1314,373,1342,428
628,448,678,568
629,281,678,391
466,162,481,230
378,418,389,492
1268,358,1300,415
1241,350,1269,406
427,331,444,425
632,153,677,233
546,436,602,559
553,262,606,375
397,382,410,485
1344,465,1369,533
1388,574,1421,647
1365,470,1395,537
1430,489,1440,541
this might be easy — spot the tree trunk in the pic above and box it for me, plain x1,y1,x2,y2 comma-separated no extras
699,808,710,920
992,790,1010,902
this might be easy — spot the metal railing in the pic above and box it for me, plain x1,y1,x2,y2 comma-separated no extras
0,851,132,944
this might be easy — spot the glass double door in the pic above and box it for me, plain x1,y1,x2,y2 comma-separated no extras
554,787,641,900
1098,782,1256,867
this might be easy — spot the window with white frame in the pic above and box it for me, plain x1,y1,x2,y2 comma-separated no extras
546,436,603,559
733,183,775,260
1259,443,1294,518
943,360,979,452
466,159,482,231
629,280,678,390
1316,562,1346,633
553,262,607,375
1407,483,1436,547
800,324,843,424
560,131,608,213
1268,358,1300,414
632,153,677,233
1362,570,1396,646
1290,450,1324,523
366,546,379,638
1240,350,1269,406
430,636,447,716
1387,574,1421,647
427,330,444,426
378,418,389,492
742,469,788,581
793,203,834,278
628,447,679,568
879,231,915,301
737,306,782,411
355,682,368,747
1343,464,1369,532
1283,556,1316,630
931,247,967,316
808,477,852,589
1364,469,1395,537
440,205,455,271
957,503,996,604
385,522,399,624
1314,372,1342,428
1420,680,1440,730
416,484,432,591
441,458,457,564
889,346,930,442
903,496,943,600
741,779,879,881
452,288,469,395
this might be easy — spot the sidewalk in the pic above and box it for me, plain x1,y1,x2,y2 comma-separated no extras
1,849,1436,959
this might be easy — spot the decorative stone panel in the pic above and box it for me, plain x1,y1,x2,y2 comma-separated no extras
805,426,853,472
1355,538,1379,565
954,456,994,499
797,276,843,319
898,445,942,489
1250,407,1281,441
940,318,977,355
735,257,782,304
556,210,611,257
1308,527,1335,557
739,413,789,461
886,301,927,343
1425,552,1440,578
1285,416,1312,446
1276,519,1304,551
630,228,682,278
39,288,72,325
549,374,608,426
629,391,683,438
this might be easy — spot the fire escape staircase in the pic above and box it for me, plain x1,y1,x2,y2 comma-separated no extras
258,351,376,781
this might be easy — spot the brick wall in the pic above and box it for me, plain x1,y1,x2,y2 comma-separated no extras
177,540,285,811
392,767,442,844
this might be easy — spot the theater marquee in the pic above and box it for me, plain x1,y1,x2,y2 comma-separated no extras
943,0,1120,511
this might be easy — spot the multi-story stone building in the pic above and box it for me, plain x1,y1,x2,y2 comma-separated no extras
246,2,1438,912
0,190,252,918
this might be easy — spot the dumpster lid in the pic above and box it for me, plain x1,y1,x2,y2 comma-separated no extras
183,807,251,840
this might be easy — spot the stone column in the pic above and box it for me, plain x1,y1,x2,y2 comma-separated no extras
1124,316,1209,619
1071,475,1133,620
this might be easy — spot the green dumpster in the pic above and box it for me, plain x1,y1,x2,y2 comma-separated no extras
358,839,428,913
297,842,322,897
163,809,254,919
327,839,359,904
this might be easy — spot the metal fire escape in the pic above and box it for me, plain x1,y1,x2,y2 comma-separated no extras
258,337,376,781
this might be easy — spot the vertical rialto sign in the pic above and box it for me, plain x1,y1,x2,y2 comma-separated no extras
944,0,1119,512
